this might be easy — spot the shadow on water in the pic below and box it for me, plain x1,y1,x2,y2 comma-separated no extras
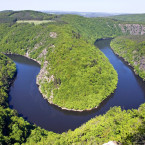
7,39,145,133
50,88,116,116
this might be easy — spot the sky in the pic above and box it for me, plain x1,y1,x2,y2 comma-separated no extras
1,0,145,14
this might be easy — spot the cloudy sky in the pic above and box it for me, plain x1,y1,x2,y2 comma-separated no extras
1,0,145,14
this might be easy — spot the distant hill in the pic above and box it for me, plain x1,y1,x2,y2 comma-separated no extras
43,11,121,17
0,10,57,23
110,13,145,23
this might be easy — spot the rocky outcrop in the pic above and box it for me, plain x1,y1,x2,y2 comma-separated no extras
36,60,55,102
38,48,47,59
36,61,49,85
119,24,145,35
140,56,145,71
49,32,57,38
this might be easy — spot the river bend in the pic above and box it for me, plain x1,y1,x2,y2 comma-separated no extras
8,39,145,133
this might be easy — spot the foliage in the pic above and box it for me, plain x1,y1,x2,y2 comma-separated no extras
111,36,145,80
23,104,145,145
61,15,123,43
0,22,118,110
0,10,58,23
0,104,51,145
110,14,145,23
0,53,16,107
0,10,144,145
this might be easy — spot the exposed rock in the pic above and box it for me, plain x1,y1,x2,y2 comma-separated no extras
36,61,49,84
48,75,54,82
119,24,145,35
141,25,145,35
134,61,138,66
38,48,47,58
103,141,121,145
33,42,43,50
25,51,29,57
49,90,53,104
49,32,57,38
139,56,145,71
50,44,55,48
133,50,137,54
36,61,55,102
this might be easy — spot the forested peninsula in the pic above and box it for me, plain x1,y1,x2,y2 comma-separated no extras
0,10,145,144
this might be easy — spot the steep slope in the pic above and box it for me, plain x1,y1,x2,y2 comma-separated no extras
0,21,118,111
110,13,145,23
111,35,145,80
0,10,57,23
61,15,123,42
0,11,145,145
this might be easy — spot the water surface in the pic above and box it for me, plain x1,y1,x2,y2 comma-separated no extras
8,39,145,133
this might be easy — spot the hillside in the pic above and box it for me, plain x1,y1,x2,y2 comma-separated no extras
0,21,118,111
0,10,145,144
110,13,145,23
111,35,145,80
0,10,58,23
62,15,123,42
0,54,144,144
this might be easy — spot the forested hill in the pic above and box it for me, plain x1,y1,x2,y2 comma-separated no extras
0,10,145,144
0,10,58,23
62,15,123,42
0,20,118,111
110,13,145,23
111,35,145,80
62,15,145,42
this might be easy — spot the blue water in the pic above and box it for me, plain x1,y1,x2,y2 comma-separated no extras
8,39,145,133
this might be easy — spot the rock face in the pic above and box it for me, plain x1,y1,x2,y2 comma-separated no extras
36,61,54,102
119,24,145,35
36,61,49,85
49,32,57,38
38,48,47,59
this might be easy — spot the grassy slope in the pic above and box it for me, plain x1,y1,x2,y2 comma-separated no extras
111,36,145,80
17,20,55,25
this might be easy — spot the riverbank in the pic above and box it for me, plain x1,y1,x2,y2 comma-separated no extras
5,46,117,113
110,36,145,81
7,39,145,133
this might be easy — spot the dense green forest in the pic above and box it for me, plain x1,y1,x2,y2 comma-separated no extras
0,20,118,110
0,10,59,23
0,56,48,144
110,13,145,23
0,10,145,144
0,53,16,107
0,56,144,144
24,104,145,145
61,15,123,42
111,36,145,80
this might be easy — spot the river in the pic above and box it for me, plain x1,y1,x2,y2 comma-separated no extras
8,39,145,133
